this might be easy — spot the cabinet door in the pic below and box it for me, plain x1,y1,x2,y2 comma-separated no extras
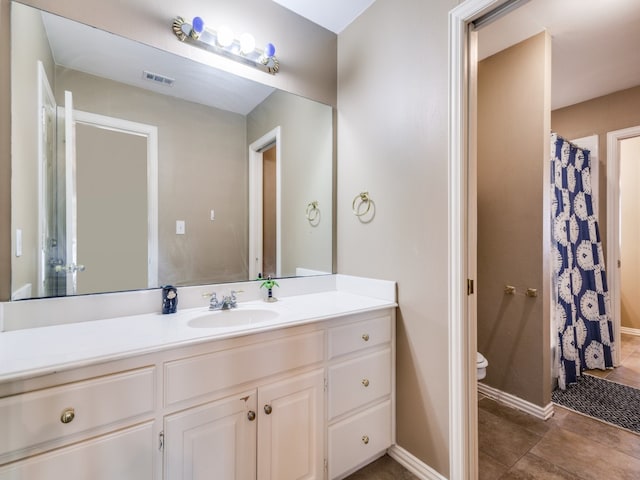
164,392,257,480
257,369,324,480
0,422,154,480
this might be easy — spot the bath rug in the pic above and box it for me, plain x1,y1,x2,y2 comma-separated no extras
552,374,640,434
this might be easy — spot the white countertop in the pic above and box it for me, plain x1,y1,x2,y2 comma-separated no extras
0,290,396,383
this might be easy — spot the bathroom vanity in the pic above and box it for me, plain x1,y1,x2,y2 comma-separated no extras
0,276,396,480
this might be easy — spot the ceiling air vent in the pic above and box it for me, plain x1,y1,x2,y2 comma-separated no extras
143,70,175,87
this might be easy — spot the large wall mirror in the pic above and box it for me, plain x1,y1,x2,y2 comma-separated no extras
10,2,334,300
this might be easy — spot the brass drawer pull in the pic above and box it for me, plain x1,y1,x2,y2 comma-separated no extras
362,333,370,342
60,408,75,424
362,435,370,445
247,410,256,421
362,379,370,387
264,404,272,415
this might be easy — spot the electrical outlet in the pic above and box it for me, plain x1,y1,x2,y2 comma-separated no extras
176,220,185,235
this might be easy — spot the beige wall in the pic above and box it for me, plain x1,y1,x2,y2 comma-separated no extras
247,90,333,277
10,2,55,296
552,85,640,260
0,0,337,301
620,136,640,330
477,33,552,407
337,0,457,475
54,68,249,286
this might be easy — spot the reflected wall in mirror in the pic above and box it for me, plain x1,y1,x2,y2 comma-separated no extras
10,2,334,300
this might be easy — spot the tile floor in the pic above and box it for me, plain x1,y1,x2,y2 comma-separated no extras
347,334,640,479
343,454,418,479
585,333,640,388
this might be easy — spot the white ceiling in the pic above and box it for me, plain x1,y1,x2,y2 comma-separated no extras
271,0,376,33
478,0,640,109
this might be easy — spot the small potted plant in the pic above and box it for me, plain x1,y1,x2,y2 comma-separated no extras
260,275,279,302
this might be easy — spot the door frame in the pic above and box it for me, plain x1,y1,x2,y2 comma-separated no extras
249,126,282,280
37,61,56,297
69,109,159,291
607,125,640,361
448,1,514,479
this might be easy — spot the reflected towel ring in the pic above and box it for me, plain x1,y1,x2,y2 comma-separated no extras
306,201,320,223
352,192,372,217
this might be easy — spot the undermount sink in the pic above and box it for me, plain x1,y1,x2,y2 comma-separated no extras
187,308,278,328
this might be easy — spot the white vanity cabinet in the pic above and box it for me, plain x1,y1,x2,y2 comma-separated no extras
164,391,258,479
0,367,156,480
326,313,394,479
0,303,395,480
162,330,326,480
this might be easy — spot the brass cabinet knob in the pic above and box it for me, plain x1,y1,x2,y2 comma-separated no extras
362,379,370,387
264,404,272,415
362,333,370,342
362,435,370,445
60,408,75,424
247,410,256,421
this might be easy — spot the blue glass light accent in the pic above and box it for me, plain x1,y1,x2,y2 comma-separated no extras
192,16,204,35
264,43,276,58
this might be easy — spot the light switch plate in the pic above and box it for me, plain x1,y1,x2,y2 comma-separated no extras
176,220,185,235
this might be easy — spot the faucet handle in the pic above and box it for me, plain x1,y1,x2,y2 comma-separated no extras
230,290,243,300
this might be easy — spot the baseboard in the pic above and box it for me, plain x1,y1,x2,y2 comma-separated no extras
478,382,554,420
621,326,640,337
387,445,447,480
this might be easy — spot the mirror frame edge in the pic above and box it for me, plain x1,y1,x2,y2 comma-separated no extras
1,0,11,302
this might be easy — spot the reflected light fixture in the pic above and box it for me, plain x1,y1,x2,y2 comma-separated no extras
172,16,279,74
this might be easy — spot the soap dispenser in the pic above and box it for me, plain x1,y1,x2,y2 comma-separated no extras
162,285,178,314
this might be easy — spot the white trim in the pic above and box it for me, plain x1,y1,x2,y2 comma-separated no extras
607,125,640,366
387,445,447,480
36,61,56,297
249,126,282,279
478,382,555,420
448,1,508,479
72,109,159,289
621,327,640,336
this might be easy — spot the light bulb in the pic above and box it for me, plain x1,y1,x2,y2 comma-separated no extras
217,25,234,47
191,17,204,39
264,43,276,58
239,33,256,55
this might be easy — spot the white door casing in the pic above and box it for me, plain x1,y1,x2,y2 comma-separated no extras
249,127,282,280
63,104,158,294
607,126,640,364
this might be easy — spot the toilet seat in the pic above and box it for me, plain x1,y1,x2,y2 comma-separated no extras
477,352,488,380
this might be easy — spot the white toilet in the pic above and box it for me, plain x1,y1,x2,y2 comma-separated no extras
477,352,488,380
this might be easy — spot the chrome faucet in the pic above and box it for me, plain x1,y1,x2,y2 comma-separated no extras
209,290,240,310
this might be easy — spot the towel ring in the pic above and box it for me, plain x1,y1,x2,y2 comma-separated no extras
305,201,320,222
352,192,372,217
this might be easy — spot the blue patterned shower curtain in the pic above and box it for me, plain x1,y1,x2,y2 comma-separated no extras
551,134,614,390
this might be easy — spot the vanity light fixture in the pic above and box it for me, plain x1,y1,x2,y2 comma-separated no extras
172,16,279,74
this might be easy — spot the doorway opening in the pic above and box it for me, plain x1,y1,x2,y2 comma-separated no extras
249,126,281,280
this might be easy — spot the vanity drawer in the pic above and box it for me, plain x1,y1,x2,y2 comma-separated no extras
165,330,324,406
328,348,391,419
328,400,392,480
0,367,155,457
328,314,391,359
